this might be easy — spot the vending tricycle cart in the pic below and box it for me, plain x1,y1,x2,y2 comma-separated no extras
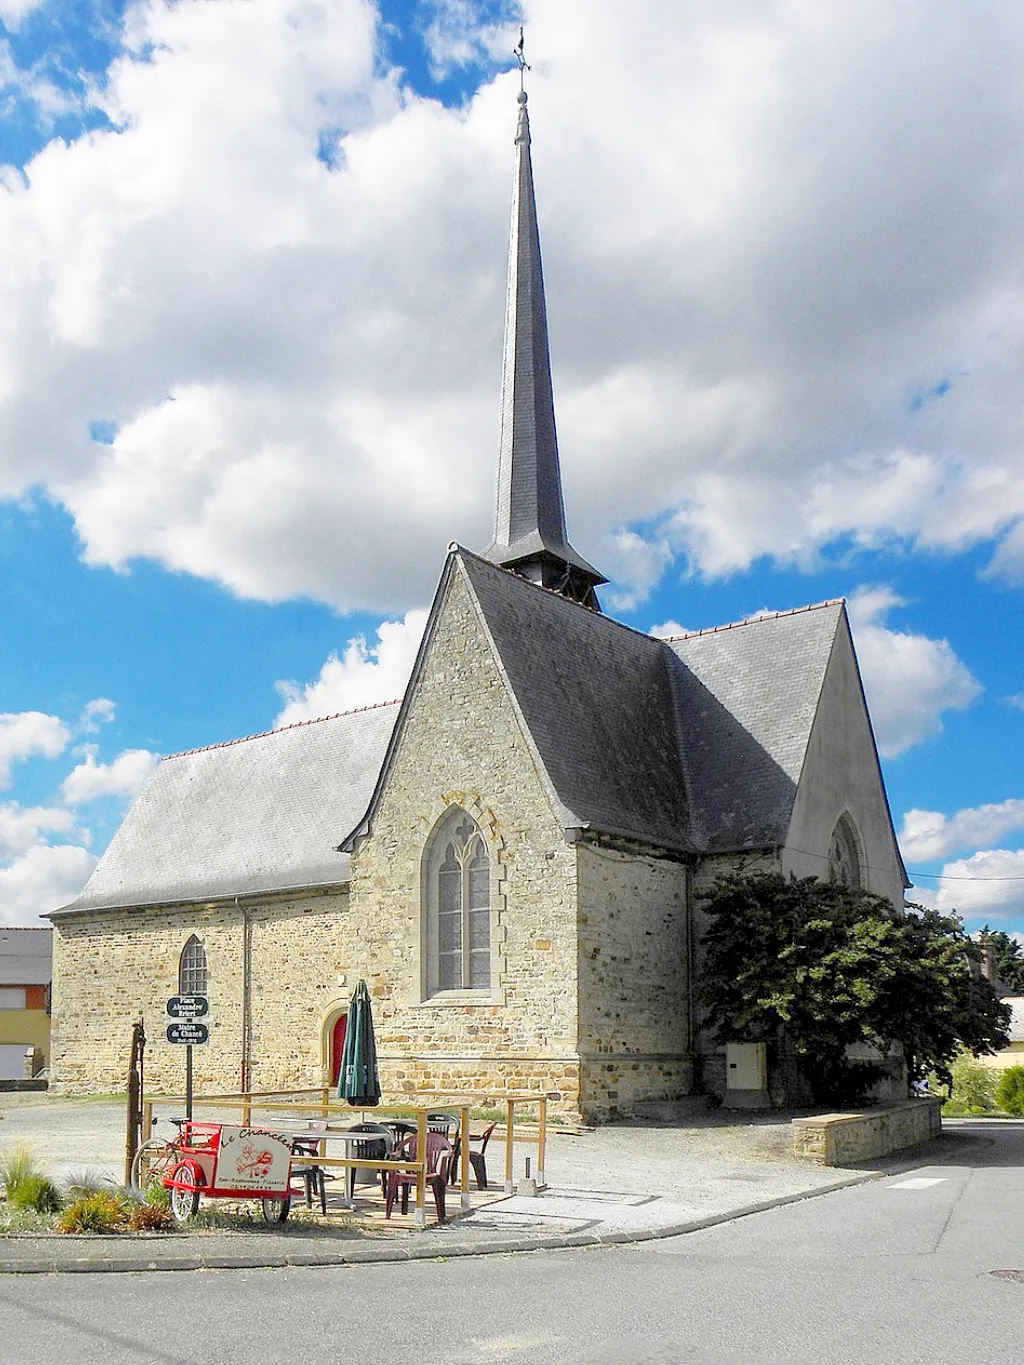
160,1120,298,1224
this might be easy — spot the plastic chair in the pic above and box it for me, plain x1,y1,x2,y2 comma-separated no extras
385,1131,454,1223
451,1120,496,1189
345,1122,395,1200
426,1111,459,1139
290,1121,329,1214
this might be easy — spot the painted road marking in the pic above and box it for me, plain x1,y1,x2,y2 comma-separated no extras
888,1177,948,1189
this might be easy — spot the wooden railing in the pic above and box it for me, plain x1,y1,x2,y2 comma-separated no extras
139,1090,548,1225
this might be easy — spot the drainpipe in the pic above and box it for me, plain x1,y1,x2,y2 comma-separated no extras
240,900,252,1092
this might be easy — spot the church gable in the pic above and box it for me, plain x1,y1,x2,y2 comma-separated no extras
665,602,844,852
783,606,907,906
346,555,580,1031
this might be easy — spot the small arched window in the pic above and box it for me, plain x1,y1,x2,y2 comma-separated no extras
423,809,491,997
828,815,862,890
179,935,208,997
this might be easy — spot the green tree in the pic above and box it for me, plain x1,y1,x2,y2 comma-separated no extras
699,874,1011,1105
975,927,1024,993
995,1065,1024,1117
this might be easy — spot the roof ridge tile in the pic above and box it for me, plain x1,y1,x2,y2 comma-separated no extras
663,599,846,642
166,697,403,762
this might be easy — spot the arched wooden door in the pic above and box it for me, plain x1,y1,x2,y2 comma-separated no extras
330,1012,348,1086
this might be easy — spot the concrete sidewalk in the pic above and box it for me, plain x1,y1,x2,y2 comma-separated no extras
0,1094,884,1274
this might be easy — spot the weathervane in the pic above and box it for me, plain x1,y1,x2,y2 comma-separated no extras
514,25,530,94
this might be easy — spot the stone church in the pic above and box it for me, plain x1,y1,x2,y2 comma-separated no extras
48,90,907,1122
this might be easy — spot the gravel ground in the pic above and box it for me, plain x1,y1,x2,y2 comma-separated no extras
0,1091,832,1198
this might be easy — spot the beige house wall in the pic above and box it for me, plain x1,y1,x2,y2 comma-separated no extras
0,1006,50,1065
977,1042,1024,1070
576,844,691,1120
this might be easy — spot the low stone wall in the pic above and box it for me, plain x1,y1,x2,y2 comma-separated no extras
792,1098,942,1165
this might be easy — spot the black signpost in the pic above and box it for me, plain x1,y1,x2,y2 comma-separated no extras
166,995,210,1120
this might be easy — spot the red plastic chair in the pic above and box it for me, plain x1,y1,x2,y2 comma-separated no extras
450,1120,496,1189
385,1131,454,1223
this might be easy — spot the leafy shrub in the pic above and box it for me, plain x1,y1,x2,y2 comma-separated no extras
125,1199,174,1232
56,1190,130,1234
56,1186,175,1235
8,1173,62,1214
936,1049,998,1115
995,1065,1024,1117
141,1179,171,1212
0,1142,38,1198
1,1143,62,1213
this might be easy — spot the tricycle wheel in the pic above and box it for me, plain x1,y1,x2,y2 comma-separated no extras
131,1137,174,1190
261,1195,290,1224
169,1162,202,1223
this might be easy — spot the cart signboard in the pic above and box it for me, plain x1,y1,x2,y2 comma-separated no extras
166,995,209,1020
214,1126,293,1194
166,1020,211,1046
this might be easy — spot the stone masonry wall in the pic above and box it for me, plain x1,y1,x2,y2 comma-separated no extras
51,888,349,1096
576,843,691,1122
348,563,585,1119
792,1099,942,1165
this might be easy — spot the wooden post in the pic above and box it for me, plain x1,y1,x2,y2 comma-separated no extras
537,1096,547,1188
242,1092,252,1126
415,1107,428,1227
504,1096,515,1193
459,1105,470,1209
142,1099,153,1144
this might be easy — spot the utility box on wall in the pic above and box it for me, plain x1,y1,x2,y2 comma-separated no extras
726,1042,767,1091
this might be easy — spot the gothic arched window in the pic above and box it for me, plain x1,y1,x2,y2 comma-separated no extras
179,935,208,997
828,815,862,890
423,810,491,996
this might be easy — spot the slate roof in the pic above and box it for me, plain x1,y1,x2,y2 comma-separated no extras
460,552,694,852
345,553,845,861
1004,998,1024,1045
50,557,853,917
482,94,604,593
0,927,52,985
53,702,400,916
663,603,844,851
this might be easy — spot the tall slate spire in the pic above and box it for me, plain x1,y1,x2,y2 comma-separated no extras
482,72,606,612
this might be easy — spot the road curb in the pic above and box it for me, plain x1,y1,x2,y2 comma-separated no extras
0,1170,882,1275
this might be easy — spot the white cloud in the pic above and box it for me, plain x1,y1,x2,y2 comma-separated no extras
649,620,691,640
1,3,1024,608
419,1,516,80
79,697,116,732
61,748,161,805
847,587,981,757
0,1,45,27
933,849,1024,920
0,843,97,926
900,799,1024,863
0,711,69,787
0,802,77,859
274,608,428,727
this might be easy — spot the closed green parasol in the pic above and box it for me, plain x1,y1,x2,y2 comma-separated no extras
336,979,381,1106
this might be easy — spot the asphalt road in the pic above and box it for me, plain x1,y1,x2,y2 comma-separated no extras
2,1120,1022,1365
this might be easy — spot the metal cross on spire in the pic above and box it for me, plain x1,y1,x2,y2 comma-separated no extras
514,26,530,93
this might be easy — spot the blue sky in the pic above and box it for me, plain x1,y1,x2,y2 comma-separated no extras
1,0,1023,934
